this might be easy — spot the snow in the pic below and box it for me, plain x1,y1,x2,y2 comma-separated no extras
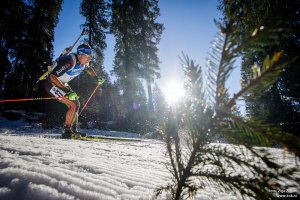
0,134,170,200
1,115,299,199
0,116,173,200
0,112,141,139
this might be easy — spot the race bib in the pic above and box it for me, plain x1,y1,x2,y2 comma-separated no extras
50,86,66,97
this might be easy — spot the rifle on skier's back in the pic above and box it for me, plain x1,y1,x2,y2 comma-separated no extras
36,28,88,83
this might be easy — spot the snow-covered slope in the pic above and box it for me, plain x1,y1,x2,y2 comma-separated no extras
0,134,170,200
0,115,239,200
1,115,299,199
0,115,172,199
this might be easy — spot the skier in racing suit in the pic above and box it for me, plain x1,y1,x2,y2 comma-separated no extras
44,43,104,139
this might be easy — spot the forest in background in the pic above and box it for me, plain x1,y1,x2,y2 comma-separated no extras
0,0,165,134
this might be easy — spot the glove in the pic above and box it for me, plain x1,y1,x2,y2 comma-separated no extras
97,78,105,85
67,92,79,100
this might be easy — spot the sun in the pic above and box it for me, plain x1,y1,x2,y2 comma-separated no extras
162,80,185,106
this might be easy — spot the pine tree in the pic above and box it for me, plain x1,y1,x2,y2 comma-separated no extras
220,0,300,136
0,0,27,98
1,0,62,112
111,0,150,132
24,0,62,98
75,0,111,126
156,2,300,199
136,0,163,112
80,0,110,66
152,83,168,124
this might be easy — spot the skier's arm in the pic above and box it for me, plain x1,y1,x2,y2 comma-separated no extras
49,74,77,99
49,75,69,92
49,55,74,92
52,55,74,77
85,65,105,85
85,66,97,77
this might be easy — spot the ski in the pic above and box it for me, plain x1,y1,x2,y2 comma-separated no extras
19,133,145,142
33,133,142,142
69,135,142,142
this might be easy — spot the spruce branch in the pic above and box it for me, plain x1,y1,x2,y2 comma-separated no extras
159,14,300,199
164,118,180,183
232,115,300,157
230,69,278,105
225,52,295,110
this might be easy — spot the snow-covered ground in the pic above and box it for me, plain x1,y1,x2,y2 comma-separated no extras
0,114,240,200
0,134,171,200
0,115,172,200
1,114,299,200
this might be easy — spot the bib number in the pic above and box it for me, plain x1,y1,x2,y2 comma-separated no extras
50,86,66,97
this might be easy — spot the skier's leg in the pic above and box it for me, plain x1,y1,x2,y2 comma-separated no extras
70,100,86,137
59,97,79,138
44,80,77,138
71,99,80,131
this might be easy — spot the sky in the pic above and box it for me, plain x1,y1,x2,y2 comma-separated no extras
53,0,241,98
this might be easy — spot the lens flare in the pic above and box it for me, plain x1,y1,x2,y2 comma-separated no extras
162,80,185,106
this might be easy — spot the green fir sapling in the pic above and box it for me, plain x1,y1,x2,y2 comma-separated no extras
156,16,300,200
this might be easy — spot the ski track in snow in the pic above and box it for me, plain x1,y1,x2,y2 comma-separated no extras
2,134,298,200
0,134,171,200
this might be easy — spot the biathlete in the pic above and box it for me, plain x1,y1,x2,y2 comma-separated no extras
44,43,104,138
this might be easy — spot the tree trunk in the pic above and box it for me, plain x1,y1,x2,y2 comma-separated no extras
0,49,9,95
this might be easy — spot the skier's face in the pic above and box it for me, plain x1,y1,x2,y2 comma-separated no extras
78,54,92,65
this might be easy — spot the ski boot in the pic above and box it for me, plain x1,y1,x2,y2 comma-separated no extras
72,129,87,137
62,128,72,139
62,128,80,139
71,123,86,137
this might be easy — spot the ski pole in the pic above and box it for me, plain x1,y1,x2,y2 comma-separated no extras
0,97,58,103
78,83,101,116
